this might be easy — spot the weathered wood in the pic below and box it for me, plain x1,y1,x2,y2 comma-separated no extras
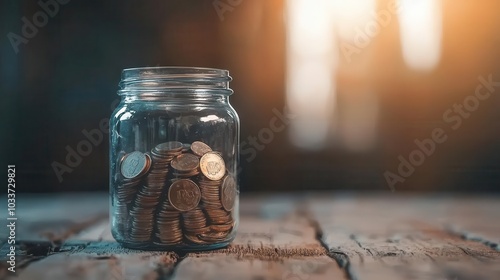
13,242,178,280
437,197,500,250
3,193,500,280
307,194,500,280
0,193,108,243
173,197,344,280
172,255,344,280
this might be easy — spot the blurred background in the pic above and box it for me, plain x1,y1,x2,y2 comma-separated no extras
1,0,499,193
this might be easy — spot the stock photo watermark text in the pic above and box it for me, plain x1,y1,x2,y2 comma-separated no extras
7,0,71,54
384,74,500,191
6,165,17,273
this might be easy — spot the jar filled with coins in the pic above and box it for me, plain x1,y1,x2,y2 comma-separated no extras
109,67,239,250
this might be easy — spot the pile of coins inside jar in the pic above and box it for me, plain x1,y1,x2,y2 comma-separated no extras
113,141,237,246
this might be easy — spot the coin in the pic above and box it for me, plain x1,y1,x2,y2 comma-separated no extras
121,151,150,179
221,175,237,211
171,153,199,172
114,139,238,246
199,182,224,210
205,209,232,224
182,207,210,235
155,141,183,154
156,200,183,245
191,141,212,157
210,223,233,232
199,152,226,180
184,233,209,245
198,231,230,242
168,179,201,212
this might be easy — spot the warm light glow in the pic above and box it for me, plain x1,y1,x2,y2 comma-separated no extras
331,0,376,41
286,0,337,150
398,0,442,71
338,91,379,152
286,0,380,151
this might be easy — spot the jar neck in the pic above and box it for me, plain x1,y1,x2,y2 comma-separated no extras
118,67,233,100
122,93,230,104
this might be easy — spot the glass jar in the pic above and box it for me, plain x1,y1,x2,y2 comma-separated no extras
109,67,239,251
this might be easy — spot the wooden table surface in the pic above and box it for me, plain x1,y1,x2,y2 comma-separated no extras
1,193,499,280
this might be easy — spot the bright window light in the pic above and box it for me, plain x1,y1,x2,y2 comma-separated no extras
398,0,443,71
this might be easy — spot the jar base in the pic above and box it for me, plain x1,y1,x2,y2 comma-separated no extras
115,238,234,252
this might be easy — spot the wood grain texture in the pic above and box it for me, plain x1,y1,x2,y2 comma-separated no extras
0,193,108,243
14,242,177,280
307,194,500,280
172,255,343,280
172,195,346,280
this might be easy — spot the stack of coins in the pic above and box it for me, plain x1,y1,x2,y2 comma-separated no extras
182,207,210,244
114,141,238,247
147,142,183,187
129,190,156,242
129,142,183,242
116,152,151,205
198,176,233,235
171,153,200,178
155,199,183,245
114,152,152,238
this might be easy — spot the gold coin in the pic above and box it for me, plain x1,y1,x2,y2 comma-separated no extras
191,141,212,157
199,152,226,181
168,179,201,212
221,175,237,211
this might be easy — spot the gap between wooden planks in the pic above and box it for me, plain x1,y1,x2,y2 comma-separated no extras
306,194,500,280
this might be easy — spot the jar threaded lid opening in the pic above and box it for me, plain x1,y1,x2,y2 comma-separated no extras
118,67,232,96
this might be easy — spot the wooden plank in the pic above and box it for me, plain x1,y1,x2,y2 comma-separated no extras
0,193,108,243
6,193,499,280
5,194,344,280
70,220,113,241
0,193,109,278
173,196,346,280
172,255,343,280
436,197,500,250
12,241,178,280
307,194,500,280
66,197,344,280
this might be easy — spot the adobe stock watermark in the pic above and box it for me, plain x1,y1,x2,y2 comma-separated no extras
52,101,293,182
7,0,70,54
341,0,401,63
213,0,243,21
384,75,500,191
238,105,295,174
51,99,119,183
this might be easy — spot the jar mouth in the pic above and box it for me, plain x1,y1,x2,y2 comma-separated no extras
118,66,233,96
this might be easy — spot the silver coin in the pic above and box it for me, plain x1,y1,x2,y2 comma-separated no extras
120,151,149,179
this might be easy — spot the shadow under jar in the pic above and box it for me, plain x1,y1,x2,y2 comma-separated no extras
110,67,240,251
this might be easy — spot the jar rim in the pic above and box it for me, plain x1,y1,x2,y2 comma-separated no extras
118,66,233,96
121,66,230,78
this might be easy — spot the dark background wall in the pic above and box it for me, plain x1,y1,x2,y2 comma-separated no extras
1,0,499,193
